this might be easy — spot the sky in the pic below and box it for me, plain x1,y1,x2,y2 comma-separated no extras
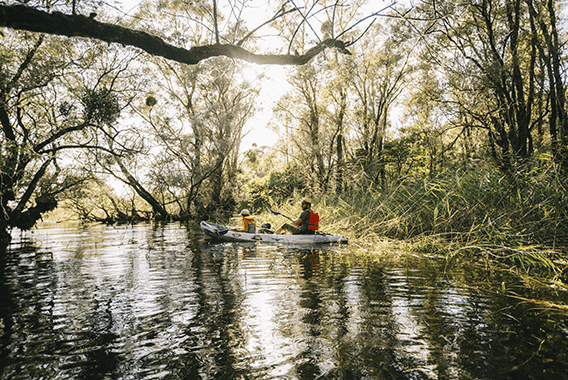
239,65,287,152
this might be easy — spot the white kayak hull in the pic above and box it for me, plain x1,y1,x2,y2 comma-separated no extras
200,221,348,245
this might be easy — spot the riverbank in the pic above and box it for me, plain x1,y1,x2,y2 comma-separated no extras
264,160,568,290
33,157,568,290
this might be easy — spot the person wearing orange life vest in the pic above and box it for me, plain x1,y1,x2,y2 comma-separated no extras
274,198,319,235
239,209,256,233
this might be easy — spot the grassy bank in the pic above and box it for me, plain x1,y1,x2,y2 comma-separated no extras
264,158,568,287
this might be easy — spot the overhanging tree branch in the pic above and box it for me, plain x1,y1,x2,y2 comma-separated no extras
0,5,350,65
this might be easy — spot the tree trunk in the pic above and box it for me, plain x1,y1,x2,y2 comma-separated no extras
336,134,344,193
506,0,531,157
546,0,568,168
114,157,168,219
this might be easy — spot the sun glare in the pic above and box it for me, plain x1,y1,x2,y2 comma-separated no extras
114,0,290,152
241,66,292,151
241,65,259,83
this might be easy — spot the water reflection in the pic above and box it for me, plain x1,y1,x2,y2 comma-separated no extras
1,222,567,379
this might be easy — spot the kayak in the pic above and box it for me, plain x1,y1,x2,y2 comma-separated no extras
200,221,348,244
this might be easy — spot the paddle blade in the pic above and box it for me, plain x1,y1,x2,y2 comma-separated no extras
266,207,293,221
266,207,279,215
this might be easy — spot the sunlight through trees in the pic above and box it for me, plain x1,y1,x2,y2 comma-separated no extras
1,0,567,257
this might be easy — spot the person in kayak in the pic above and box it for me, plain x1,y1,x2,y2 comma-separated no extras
239,209,256,233
274,198,319,234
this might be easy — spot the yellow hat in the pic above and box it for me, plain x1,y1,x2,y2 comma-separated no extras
302,198,312,205
240,209,250,216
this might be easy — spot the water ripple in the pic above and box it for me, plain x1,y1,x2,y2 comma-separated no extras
1,222,567,379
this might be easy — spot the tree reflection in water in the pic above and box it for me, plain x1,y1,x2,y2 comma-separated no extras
0,222,567,379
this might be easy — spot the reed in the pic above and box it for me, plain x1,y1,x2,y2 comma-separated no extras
294,156,568,285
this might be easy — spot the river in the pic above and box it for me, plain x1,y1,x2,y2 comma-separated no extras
0,221,567,379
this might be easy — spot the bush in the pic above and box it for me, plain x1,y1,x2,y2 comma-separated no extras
248,165,307,212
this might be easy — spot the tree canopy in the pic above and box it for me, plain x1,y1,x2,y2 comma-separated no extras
1,0,567,253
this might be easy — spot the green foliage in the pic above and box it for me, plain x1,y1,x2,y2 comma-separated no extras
11,193,58,230
309,156,567,283
145,96,157,107
138,57,260,219
340,158,567,246
247,165,308,212
0,29,142,241
59,177,150,223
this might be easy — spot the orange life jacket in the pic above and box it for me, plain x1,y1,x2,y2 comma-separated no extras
242,216,255,232
308,210,319,231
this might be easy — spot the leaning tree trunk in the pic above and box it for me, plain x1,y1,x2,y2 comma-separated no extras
114,157,168,220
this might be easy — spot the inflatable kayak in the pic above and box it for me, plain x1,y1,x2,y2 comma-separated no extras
200,221,348,244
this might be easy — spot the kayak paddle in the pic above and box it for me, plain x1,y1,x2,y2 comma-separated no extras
266,207,293,221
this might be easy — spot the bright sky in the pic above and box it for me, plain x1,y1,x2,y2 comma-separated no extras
240,65,288,152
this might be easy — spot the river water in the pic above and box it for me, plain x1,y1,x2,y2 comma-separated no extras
0,222,567,380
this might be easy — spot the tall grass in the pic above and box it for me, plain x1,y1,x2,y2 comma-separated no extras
293,156,568,284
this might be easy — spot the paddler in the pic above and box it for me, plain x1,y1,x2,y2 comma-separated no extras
274,198,319,235
239,209,256,233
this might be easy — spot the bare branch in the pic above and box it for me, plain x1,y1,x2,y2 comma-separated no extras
236,5,300,46
8,35,44,91
336,4,397,46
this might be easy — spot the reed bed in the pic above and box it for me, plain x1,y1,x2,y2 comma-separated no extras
263,158,568,286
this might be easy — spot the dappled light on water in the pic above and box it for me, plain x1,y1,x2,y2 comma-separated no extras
1,222,567,379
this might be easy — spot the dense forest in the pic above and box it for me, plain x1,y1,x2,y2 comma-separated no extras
1,0,567,280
